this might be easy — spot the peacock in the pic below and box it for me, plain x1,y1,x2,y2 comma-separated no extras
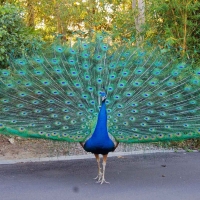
0,32,200,184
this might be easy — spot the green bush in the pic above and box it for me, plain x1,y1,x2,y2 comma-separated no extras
0,3,43,68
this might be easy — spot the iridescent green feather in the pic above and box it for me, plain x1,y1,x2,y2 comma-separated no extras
0,33,200,143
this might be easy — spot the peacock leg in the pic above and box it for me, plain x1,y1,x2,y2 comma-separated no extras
100,154,110,184
94,154,102,182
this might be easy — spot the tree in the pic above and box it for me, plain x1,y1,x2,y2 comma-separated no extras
0,3,42,68
26,0,35,28
132,0,145,44
145,0,200,59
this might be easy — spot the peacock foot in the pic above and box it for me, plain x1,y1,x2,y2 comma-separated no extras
95,175,110,184
94,172,102,182
100,177,110,184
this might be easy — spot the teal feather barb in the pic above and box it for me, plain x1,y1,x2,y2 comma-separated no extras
0,33,200,144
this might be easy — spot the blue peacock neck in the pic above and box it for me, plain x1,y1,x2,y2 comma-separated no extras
92,99,109,139
83,98,115,154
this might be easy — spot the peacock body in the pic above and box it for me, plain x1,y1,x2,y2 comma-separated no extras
0,33,200,183
83,96,115,155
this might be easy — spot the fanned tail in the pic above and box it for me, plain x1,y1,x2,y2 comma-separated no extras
0,33,200,143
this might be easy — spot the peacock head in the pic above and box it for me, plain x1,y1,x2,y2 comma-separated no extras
100,91,107,102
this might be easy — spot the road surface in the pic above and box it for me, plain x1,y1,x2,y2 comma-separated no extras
0,152,200,200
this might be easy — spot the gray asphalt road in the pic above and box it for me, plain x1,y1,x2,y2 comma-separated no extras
0,152,200,200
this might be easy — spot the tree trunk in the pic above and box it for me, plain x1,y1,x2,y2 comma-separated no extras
27,0,35,28
54,0,63,34
132,0,145,44
132,0,136,9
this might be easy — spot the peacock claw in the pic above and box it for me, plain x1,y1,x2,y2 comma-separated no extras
100,178,110,184
95,178,102,182
95,176,110,184
94,173,102,182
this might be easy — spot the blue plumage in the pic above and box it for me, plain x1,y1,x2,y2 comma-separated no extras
84,99,115,155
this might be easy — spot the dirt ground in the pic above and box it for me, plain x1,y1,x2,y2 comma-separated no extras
0,134,164,161
0,135,89,160
0,135,142,160
2,134,197,161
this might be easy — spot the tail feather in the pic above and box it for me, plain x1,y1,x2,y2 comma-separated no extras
0,33,200,143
